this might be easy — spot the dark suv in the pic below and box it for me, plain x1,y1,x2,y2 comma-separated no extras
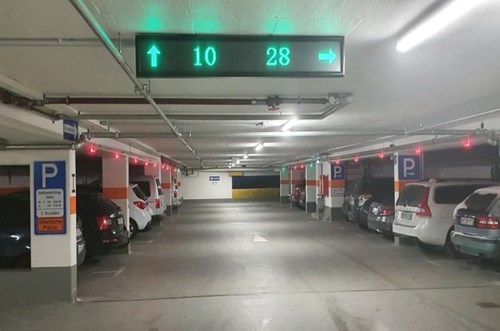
77,191,129,258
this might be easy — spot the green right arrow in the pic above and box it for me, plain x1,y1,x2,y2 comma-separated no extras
318,49,336,64
147,45,161,68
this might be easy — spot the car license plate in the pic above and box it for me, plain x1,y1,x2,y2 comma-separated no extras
117,217,124,225
401,212,413,220
371,207,378,214
460,217,474,226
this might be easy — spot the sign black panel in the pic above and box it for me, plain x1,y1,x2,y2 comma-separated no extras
135,34,344,78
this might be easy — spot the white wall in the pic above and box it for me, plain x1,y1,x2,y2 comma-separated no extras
181,171,232,200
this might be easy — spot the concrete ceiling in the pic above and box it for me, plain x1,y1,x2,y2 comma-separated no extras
1,0,500,168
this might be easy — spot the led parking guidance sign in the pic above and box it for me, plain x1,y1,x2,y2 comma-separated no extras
135,34,344,78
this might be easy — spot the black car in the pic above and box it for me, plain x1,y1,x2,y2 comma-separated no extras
77,191,129,258
344,177,394,223
1,193,87,268
0,195,31,268
356,187,394,230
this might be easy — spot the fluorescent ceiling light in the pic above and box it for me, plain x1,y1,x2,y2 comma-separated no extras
243,154,248,159
282,118,299,131
255,143,264,151
236,159,241,164
396,0,490,52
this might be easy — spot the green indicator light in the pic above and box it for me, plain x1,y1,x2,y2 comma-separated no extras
309,163,313,168
266,47,291,67
147,45,161,68
318,49,336,64
194,46,217,67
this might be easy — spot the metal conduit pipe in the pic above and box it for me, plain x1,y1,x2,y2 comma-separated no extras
69,0,204,166
0,144,75,151
45,96,329,106
81,129,490,139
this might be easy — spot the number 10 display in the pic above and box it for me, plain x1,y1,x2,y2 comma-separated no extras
136,34,344,78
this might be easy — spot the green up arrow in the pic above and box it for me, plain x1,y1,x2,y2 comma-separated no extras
147,45,161,68
318,49,336,64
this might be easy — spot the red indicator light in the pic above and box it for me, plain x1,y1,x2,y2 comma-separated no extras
153,163,157,168
415,146,423,155
88,145,97,154
301,164,304,169
335,159,340,165
145,161,149,166
462,137,472,149
113,151,120,159
378,151,385,160
133,158,139,164
354,156,360,163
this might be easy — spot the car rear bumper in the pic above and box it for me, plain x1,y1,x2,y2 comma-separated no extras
393,218,447,246
367,214,393,233
100,230,130,248
451,231,500,259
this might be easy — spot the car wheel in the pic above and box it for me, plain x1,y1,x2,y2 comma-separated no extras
129,219,139,240
445,229,461,258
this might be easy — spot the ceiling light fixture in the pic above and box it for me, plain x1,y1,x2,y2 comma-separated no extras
282,118,299,131
396,0,489,52
255,143,264,151
236,159,241,164
243,154,248,159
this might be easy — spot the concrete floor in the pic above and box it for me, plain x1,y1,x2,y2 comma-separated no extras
1,199,500,330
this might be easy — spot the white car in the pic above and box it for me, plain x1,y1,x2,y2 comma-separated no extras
130,176,166,217
128,184,152,239
393,179,494,256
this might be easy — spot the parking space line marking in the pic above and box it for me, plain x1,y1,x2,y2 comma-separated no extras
230,222,243,225
254,234,268,242
147,239,154,244
113,267,125,277
356,234,365,238
338,226,345,230
92,270,116,275
423,259,441,267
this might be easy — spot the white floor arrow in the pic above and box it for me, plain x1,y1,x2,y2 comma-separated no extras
254,234,268,242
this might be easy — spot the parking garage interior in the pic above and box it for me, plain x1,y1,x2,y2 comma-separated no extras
1,1,500,330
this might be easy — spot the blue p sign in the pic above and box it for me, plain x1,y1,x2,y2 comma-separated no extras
331,164,345,179
398,155,421,180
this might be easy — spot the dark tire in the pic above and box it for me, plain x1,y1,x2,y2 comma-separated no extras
357,222,368,230
445,229,461,258
129,219,139,240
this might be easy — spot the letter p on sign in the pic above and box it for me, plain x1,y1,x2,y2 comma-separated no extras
42,163,58,188
398,155,421,181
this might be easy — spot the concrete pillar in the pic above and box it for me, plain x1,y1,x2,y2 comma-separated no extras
325,162,346,221
305,164,317,213
161,166,172,215
279,168,290,204
102,155,129,237
0,149,78,307
394,152,423,203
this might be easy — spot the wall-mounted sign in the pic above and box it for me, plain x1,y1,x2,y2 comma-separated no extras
34,161,66,235
398,155,421,181
63,119,78,142
209,176,221,182
136,34,344,78
331,164,346,180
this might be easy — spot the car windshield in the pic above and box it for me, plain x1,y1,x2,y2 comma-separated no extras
132,185,148,201
396,185,425,207
131,181,151,197
155,178,163,196
434,185,489,204
463,192,497,213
